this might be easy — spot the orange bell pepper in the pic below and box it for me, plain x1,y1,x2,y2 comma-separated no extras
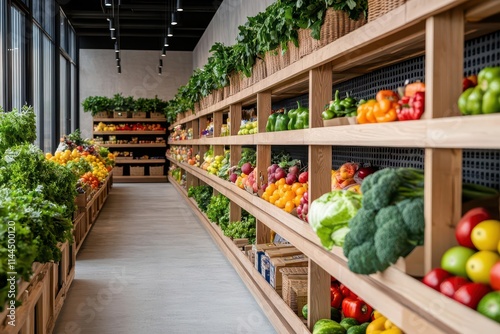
356,100,377,124
373,90,399,122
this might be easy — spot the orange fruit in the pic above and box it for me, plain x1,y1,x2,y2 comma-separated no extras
284,201,295,213
266,183,277,195
276,199,285,209
270,194,279,205
291,182,302,192
284,190,295,202
262,193,270,201
277,178,286,186
293,195,302,207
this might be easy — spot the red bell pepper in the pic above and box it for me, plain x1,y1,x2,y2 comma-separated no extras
397,91,425,121
330,284,344,308
339,284,357,299
341,297,373,323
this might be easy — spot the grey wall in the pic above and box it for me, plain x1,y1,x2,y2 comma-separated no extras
79,49,193,138
192,0,274,70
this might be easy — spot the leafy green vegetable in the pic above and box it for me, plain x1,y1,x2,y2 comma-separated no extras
223,214,256,244
187,185,213,213
0,106,36,155
206,194,230,230
309,190,363,250
81,96,110,115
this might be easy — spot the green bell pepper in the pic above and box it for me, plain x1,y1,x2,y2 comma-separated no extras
287,107,298,130
275,111,289,131
295,102,309,129
331,90,344,113
266,113,278,132
322,109,334,120
459,66,500,115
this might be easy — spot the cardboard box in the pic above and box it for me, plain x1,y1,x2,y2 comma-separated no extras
253,243,294,273
270,255,308,294
265,247,303,259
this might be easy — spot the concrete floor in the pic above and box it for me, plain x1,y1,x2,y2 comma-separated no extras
54,183,276,334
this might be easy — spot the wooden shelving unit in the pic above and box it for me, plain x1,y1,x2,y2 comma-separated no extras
93,117,168,182
167,1,500,333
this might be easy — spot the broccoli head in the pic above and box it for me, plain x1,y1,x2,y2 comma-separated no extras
362,172,400,211
397,197,425,245
342,231,357,258
374,219,412,266
347,240,386,275
374,205,403,229
348,208,377,245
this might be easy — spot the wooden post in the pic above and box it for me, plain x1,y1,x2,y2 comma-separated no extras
230,144,242,223
307,64,333,329
230,103,242,136
199,115,208,138
424,8,464,272
213,111,223,138
257,91,272,134
256,144,272,244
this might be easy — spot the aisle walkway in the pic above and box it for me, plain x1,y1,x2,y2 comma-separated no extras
54,183,276,334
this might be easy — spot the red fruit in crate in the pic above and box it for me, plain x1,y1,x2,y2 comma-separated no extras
229,173,238,183
330,285,343,309
274,168,286,180
490,261,500,291
456,207,491,249
422,268,453,291
453,283,491,309
286,173,297,185
298,171,308,183
357,166,376,180
288,165,300,175
340,284,357,299
439,276,470,297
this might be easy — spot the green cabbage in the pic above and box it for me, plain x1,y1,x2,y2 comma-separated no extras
309,191,363,250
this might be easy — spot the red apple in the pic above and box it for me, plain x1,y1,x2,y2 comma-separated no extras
453,283,491,309
490,261,500,291
298,171,308,183
422,268,453,291
456,207,491,249
288,165,300,175
439,276,470,297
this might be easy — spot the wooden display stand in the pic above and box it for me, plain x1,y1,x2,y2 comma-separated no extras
167,1,500,333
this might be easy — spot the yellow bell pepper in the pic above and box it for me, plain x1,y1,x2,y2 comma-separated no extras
372,310,384,319
367,316,387,333
381,328,403,334
373,90,399,123
357,99,377,124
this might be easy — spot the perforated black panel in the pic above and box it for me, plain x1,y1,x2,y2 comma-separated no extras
464,30,500,76
332,146,424,170
463,150,500,190
271,94,309,111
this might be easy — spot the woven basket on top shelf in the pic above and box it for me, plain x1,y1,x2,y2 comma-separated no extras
287,40,300,65
149,165,164,176
229,72,241,96
132,111,146,118
368,0,406,22
298,28,320,59
251,58,267,85
223,86,230,100
319,8,367,48
264,48,282,76
130,166,144,176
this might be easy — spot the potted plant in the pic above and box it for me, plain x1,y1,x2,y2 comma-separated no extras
149,95,166,119
82,96,111,118
111,93,133,118
132,97,147,118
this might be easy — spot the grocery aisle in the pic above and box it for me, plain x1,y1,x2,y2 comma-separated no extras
54,183,276,334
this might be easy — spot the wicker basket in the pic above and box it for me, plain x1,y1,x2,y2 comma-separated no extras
264,49,281,76
368,0,406,22
130,166,144,176
194,102,201,113
281,267,308,313
150,112,164,119
319,8,367,48
240,74,252,90
229,72,241,96
279,45,291,69
113,166,124,176
291,282,308,317
113,111,129,118
94,111,109,118
132,111,146,118
287,40,301,65
298,28,320,59
223,86,230,100
251,58,267,84
149,165,164,176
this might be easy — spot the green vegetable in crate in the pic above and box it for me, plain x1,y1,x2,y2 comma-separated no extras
287,106,299,130
265,112,279,132
346,323,369,334
313,319,346,334
274,110,290,131
309,190,363,250
458,66,500,115
295,102,309,129
343,168,426,275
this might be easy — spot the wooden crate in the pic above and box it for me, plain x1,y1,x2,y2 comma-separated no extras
113,111,129,118
130,166,145,176
113,166,124,176
269,255,308,296
149,165,164,176
281,267,308,314
132,111,146,118
150,112,164,119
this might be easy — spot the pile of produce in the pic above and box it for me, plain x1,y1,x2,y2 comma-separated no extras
227,148,257,192
422,207,500,323
237,120,258,135
0,106,76,310
322,90,358,120
331,162,375,193
187,185,213,213
459,66,500,115
206,194,231,230
94,122,164,132
266,102,309,132
222,213,256,244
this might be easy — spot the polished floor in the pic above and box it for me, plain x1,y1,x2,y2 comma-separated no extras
54,183,276,334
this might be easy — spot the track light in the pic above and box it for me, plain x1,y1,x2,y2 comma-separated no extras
176,0,183,11
111,30,116,39
171,12,177,25
159,59,163,68
116,59,121,67
109,18,115,31
164,37,169,47
118,66,121,74
114,42,119,53
158,66,162,75
167,26,173,37
116,52,120,60
162,46,166,57
105,0,112,7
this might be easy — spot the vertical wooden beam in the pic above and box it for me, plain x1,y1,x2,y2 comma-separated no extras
199,115,208,138
424,9,464,272
213,111,223,138
307,64,333,329
309,63,332,129
192,119,199,140
257,91,272,133
230,103,242,136
256,144,272,244
230,144,242,223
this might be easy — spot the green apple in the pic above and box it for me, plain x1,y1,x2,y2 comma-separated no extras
466,251,500,284
245,123,253,130
477,291,500,323
472,220,500,251
441,246,477,278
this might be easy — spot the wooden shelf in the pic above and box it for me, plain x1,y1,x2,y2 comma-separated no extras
115,159,166,164
101,143,167,148
94,130,166,135
93,118,167,122
113,175,167,183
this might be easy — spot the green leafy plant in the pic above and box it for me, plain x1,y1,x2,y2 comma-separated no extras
0,106,36,155
222,213,256,244
206,194,230,230
81,96,111,116
111,93,135,112
188,185,213,213
134,98,148,113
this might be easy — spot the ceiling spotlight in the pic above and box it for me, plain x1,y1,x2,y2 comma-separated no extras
171,12,178,25
109,18,115,31
116,59,121,67
116,52,120,60
105,0,112,7
176,0,183,11
111,30,116,39
114,42,119,53
167,26,173,37
158,66,162,75
161,46,166,57
159,59,163,68
164,37,169,47
118,66,121,74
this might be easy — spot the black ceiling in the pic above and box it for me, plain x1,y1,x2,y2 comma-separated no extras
60,0,222,51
